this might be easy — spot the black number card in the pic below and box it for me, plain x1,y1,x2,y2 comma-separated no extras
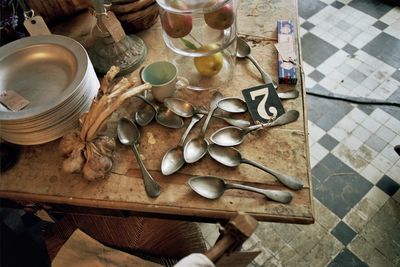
241,84,285,124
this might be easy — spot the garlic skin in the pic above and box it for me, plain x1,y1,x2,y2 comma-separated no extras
59,131,82,157
62,147,85,173
93,136,116,158
82,142,114,181
59,66,149,181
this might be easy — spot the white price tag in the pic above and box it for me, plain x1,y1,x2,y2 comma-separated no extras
23,15,51,36
0,90,30,111
101,12,126,43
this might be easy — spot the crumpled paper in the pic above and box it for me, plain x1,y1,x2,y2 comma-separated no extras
52,229,161,267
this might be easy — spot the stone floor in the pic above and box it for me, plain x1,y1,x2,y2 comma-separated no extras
200,0,400,266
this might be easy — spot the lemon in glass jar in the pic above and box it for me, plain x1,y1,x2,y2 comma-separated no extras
193,44,223,77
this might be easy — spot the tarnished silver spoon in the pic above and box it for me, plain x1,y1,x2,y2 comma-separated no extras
184,91,222,163
189,176,293,203
135,104,155,126
135,90,155,126
277,90,299,100
161,114,204,175
136,95,183,129
164,97,250,128
211,110,299,147
217,97,247,113
117,118,161,198
208,144,304,191
237,37,278,89
236,37,299,100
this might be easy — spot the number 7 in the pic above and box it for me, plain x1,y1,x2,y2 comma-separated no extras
250,88,278,120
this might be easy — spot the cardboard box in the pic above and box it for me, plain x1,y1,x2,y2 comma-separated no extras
277,20,297,84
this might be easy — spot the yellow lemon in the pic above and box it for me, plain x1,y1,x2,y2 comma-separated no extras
194,44,223,77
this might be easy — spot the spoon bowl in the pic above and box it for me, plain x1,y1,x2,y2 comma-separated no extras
183,91,223,163
162,147,185,175
164,98,196,117
156,107,184,128
117,118,140,145
135,103,155,126
236,37,251,59
217,97,247,113
211,127,246,147
161,114,204,175
189,175,225,199
184,137,209,163
189,175,293,203
117,118,161,198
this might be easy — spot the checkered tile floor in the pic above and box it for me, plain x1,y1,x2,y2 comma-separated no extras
200,1,400,266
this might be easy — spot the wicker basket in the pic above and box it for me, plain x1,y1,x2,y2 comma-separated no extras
111,0,159,33
27,0,159,33
26,0,90,26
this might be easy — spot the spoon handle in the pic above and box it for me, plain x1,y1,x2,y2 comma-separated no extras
130,144,161,198
201,107,216,135
226,183,292,204
178,114,204,146
196,109,250,128
247,54,278,89
241,158,304,191
214,114,251,128
277,90,299,100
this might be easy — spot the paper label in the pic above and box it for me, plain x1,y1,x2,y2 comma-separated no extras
0,90,30,111
274,42,296,62
241,84,285,124
101,12,126,43
23,16,51,36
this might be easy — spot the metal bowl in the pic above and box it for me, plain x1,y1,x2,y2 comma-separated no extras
0,35,88,120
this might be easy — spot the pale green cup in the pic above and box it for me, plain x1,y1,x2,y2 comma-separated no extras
141,61,188,102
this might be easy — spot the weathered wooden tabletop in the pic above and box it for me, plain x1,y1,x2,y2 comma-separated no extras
0,0,314,224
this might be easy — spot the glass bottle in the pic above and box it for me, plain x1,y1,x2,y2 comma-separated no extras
88,0,147,76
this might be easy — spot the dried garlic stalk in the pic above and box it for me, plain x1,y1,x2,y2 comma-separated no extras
60,66,151,181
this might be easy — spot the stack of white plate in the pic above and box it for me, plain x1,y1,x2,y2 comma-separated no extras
0,35,99,145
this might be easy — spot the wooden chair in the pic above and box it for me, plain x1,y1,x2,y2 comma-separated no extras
44,212,258,266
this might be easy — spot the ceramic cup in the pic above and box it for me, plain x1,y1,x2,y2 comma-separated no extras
141,61,188,102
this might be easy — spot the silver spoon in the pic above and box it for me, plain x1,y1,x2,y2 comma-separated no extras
208,145,304,190
211,110,299,147
136,95,184,129
164,97,250,128
277,90,299,100
161,113,204,175
135,103,155,126
236,37,278,89
217,97,247,113
135,90,155,126
184,91,222,163
236,38,299,100
189,176,293,204
117,118,161,198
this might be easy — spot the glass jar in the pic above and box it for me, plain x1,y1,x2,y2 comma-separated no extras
157,0,238,90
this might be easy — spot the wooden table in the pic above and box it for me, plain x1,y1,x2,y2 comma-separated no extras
0,0,314,224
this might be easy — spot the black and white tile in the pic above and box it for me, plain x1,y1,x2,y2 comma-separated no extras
243,0,400,266
302,0,400,266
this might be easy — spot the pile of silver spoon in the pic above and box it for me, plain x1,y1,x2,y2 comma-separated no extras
160,91,303,203
118,38,303,201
